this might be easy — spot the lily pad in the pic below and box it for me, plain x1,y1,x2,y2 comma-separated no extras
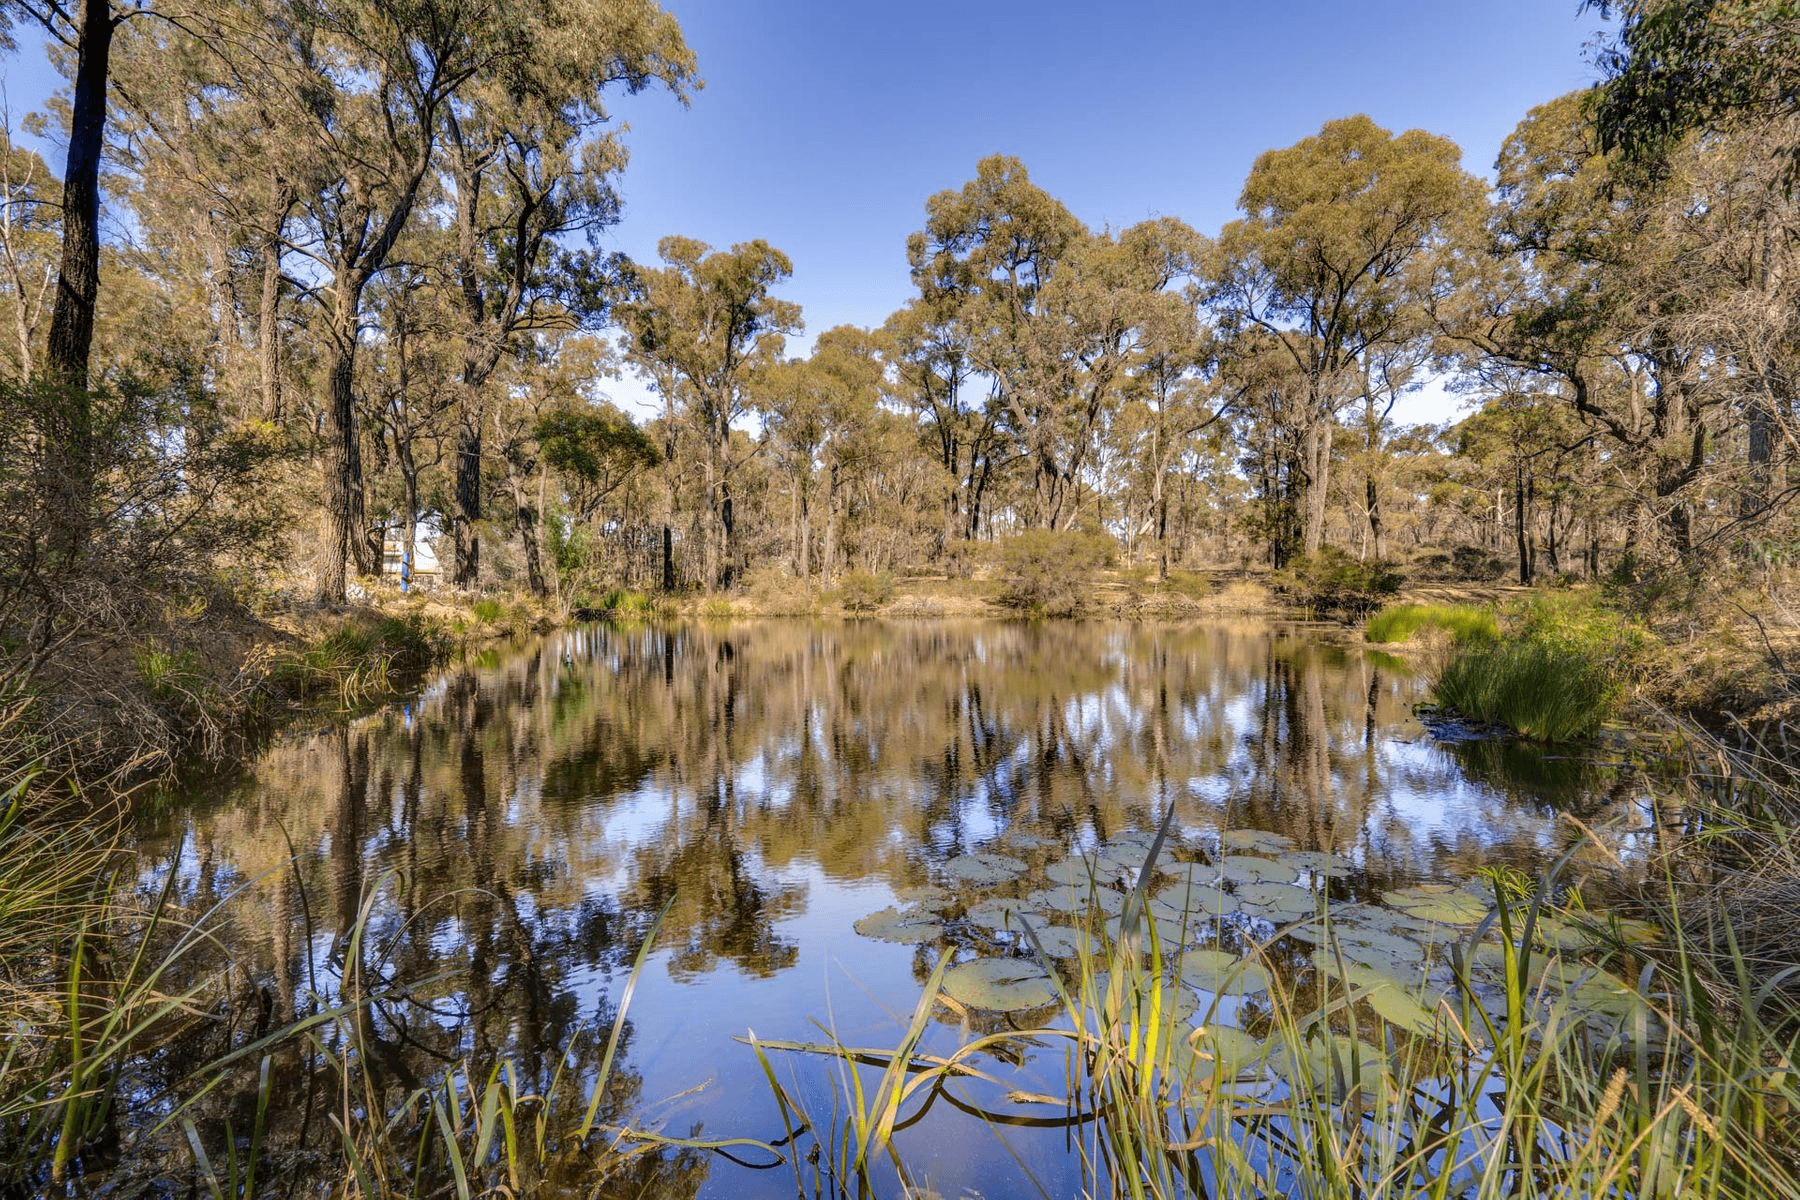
893,883,953,911
854,907,945,944
1383,885,1490,925
1284,850,1354,878
1030,880,1126,917
1179,949,1270,995
1151,876,1232,920
1268,1035,1390,1103
1103,971,1202,1024
1233,881,1319,920
1092,845,1167,882
1044,855,1102,886
1025,924,1101,958
1222,855,1295,885
942,957,1058,1012
1104,909,1200,951
1161,861,1223,887
1222,829,1295,854
964,896,1030,932
1312,929,1431,978
1173,1025,1268,1086
943,852,1028,887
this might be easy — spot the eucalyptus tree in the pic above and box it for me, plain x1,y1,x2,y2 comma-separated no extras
2,0,120,389
612,236,800,590
1451,90,1799,568
761,325,885,582
883,295,1005,551
132,0,689,604
1106,222,1218,577
436,0,694,587
906,156,1083,530
908,157,1209,534
1588,0,1800,176
1209,115,1480,562
0,128,56,381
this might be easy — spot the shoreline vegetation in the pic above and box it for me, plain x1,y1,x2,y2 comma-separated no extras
7,0,1800,1190
6,720,1800,1198
13,554,1794,810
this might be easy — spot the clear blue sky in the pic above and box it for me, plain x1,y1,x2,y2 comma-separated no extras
1,0,1608,422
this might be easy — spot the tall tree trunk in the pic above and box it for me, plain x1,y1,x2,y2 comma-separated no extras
505,454,546,597
453,408,482,585
702,433,720,589
821,461,840,585
44,0,112,389
40,0,114,567
1300,395,1333,556
317,343,359,604
1365,475,1384,560
1514,463,1533,586
720,480,736,591
1545,494,1561,577
257,178,288,420
1746,396,1773,519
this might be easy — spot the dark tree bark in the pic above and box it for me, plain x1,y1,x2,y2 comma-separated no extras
453,414,482,585
43,0,113,390
1515,463,1533,585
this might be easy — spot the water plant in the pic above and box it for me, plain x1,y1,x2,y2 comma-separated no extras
1431,592,1650,740
596,587,659,618
270,613,449,704
799,804,1800,1198
1365,603,1498,645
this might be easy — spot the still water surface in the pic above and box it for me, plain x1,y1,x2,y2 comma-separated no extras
141,620,1657,1197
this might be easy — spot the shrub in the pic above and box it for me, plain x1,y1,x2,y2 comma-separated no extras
1434,639,1611,740
1365,603,1498,645
699,597,738,619
1432,592,1650,740
272,613,448,702
741,566,817,616
135,646,203,700
471,598,505,623
994,529,1115,617
596,588,657,619
1274,548,1402,618
1162,569,1211,600
835,570,894,614
1452,545,1505,581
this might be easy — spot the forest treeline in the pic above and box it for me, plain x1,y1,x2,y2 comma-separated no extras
2,2,1798,699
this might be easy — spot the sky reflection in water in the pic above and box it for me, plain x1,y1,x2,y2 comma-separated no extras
139,619,1658,1199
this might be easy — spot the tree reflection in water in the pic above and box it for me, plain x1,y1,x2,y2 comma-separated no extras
134,619,1651,1198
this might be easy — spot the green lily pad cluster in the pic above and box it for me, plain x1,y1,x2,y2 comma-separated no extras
852,827,1651,1042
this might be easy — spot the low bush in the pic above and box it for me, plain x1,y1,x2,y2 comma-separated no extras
835,570,894,614
698,597,738,620
1434,638,1611,740
1162,569,1212,600
741,566,817,616
596,588,658,618
271,613,450,703
1365,603,1498,645
995,529,1115,617
1432,592,1650,740
1274,547,1403,618
471,598,505,623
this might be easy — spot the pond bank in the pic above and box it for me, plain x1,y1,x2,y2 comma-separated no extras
6,618,1799,1197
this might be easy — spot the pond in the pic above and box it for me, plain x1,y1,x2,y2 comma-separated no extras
136,619,1666,1198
